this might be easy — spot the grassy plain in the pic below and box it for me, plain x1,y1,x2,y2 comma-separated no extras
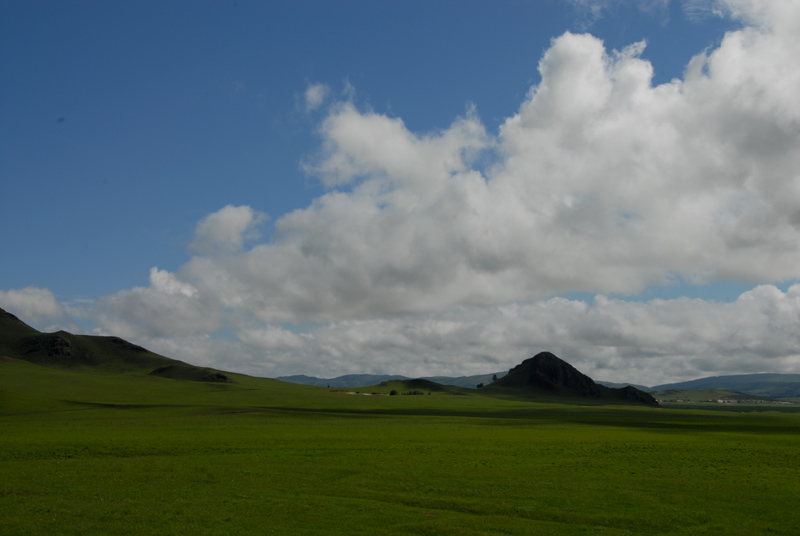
652,388,776,404
2,359,800,535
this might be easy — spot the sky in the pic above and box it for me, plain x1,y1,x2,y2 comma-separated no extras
1,0,799,386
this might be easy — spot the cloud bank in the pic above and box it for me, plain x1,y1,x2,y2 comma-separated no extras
229,283,800,384
2,0,799,384
179,0,799,325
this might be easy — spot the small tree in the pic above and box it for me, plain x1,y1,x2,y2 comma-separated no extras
492,374,497,382
476,383,484,389
389,390,398,396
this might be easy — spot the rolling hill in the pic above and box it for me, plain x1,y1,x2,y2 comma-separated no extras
0,307,232,382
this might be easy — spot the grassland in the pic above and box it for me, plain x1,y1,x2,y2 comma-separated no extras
2,358,800,535
653,388,779,404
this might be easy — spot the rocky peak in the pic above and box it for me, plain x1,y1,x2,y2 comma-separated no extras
504,351,603,397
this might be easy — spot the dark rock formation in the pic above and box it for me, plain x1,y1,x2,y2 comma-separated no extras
493,351,659,407
497,351,602,396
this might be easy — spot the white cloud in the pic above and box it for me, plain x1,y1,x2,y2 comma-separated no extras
3,282,799,384
304,82,330,112
149,267,197,298
0,286,72,330
238,326,307,351
138,334,251,370
681,0,722,22
190,204,267,254
90,268,218,339
567,0,671,26
176,2,800,326
226,284,800,384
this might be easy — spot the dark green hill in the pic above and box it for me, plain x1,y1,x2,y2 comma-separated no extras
486,352,659,407
0,307,232,382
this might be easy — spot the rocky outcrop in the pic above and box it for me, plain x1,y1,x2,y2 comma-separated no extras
497,352,602,396
493,351,659,407
507,351,603,397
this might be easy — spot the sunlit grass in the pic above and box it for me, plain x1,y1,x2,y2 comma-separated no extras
2,359,800,535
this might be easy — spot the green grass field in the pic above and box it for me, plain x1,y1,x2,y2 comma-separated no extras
2,358,800,535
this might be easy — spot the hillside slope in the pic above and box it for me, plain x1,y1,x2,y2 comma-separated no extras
0,307,231,381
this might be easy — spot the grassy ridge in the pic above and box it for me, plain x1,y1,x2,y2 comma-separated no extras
2,359,800,535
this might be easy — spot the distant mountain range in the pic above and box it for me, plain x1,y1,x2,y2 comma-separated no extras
282,370,800,399
278,370,657,393
277,372,505,389
650,374,800,398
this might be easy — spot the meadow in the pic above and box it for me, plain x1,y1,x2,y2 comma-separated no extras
2,358,800,535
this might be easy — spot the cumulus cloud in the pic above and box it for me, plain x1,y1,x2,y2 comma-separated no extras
5,282,798,384
90,267,219,340
190,205,267,254
224,284,800,384
176,1,800,327
0,286,72,330
149,267,197,298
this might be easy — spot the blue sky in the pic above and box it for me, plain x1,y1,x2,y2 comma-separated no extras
2,0,799,385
